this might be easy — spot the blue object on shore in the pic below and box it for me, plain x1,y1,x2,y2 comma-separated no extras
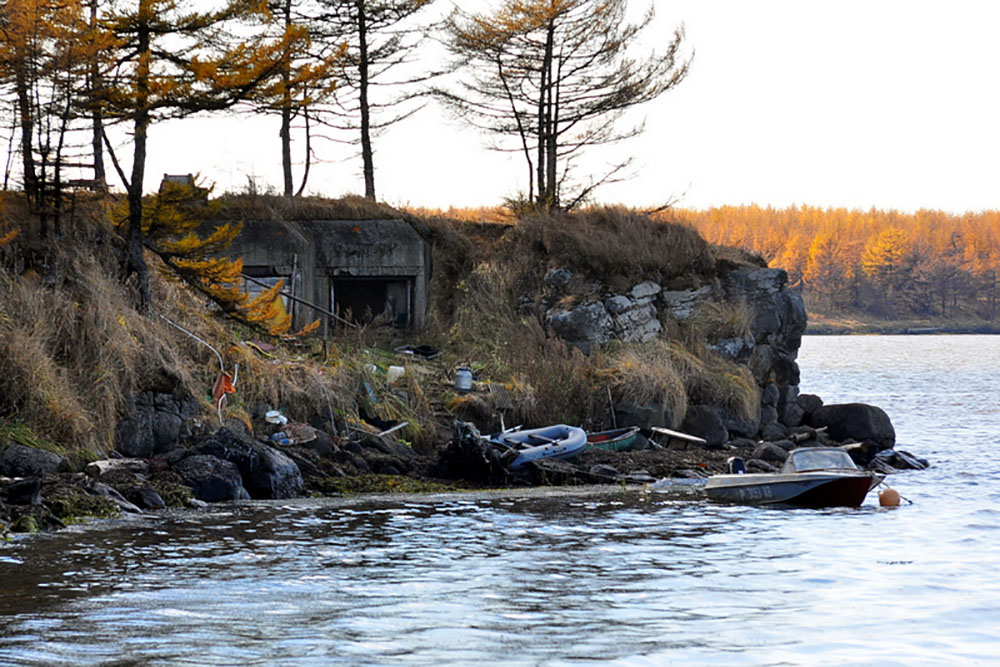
491,424,587,470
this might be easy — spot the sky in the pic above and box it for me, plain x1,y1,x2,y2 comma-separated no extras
142,1,1000,214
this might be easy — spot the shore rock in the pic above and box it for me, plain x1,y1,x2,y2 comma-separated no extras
115,391,199,458
173,454,250,502
0,444,67,477
2,477,43,505
679,405,728,448
193,428,304,499
807,403,896,449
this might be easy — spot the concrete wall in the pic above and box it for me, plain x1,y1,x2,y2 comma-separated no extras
226,219,430,330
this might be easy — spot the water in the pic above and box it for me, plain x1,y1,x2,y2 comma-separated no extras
2,335,999,665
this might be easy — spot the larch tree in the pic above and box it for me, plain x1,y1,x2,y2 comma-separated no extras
311,0,439,201
440,0,689,210
0,0,103,218
91,0,308,309
248,0,342,197
804,232,845,309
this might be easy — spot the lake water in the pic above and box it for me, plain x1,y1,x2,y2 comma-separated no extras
2,335,999,665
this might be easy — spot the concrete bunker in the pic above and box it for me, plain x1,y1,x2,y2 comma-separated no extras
226,218,430,331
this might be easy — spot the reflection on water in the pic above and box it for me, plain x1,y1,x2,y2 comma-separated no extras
2,336,1000,665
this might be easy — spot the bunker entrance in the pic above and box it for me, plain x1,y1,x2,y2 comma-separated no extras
331,277,412,327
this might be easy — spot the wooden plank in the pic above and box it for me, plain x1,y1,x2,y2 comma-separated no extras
651,427,707,445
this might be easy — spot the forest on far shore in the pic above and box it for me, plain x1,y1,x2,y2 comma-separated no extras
667,205,1000,326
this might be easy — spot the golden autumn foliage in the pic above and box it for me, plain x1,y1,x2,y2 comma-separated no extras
115,179,317,336
668,205,1000,320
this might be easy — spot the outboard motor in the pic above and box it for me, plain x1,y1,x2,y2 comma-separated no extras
727,456,746,475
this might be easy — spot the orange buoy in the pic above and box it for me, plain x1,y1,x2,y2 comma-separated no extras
879,488,901,507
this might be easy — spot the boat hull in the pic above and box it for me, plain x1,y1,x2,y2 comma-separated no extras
585,427,641,452
704,471,882,508
491,424,588,470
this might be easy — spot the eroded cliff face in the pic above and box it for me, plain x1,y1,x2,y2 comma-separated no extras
539,264,808,442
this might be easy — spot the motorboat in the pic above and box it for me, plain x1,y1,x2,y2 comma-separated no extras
585,426,641,452
490,424,587,470
704,447,884,508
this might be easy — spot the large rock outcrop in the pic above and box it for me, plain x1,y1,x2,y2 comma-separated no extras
807,403,896,450
191,428,304,499
115,391,200,458
536,263,892,449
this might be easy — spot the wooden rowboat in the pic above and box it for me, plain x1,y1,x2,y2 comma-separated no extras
585,426,641,452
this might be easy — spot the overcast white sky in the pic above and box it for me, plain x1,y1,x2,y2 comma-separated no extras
143,0,1000,214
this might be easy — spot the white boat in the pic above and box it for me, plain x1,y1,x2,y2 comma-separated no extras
704,447,884,508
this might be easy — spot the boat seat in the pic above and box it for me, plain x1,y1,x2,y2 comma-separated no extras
727,456,746,475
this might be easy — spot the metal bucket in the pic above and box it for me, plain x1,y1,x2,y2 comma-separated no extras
454,366,473,392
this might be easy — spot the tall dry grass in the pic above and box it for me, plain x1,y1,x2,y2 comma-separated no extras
0,196,393,455
510,206,715,291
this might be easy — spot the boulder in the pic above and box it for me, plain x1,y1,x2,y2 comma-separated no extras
658,286,712,319
629,281,662,301
759,405,779,426
86,480,143,514
842,441,881,467
778,402,805,428
544,267,573,288
761,383,780,406
708,334,755,362
2,477,42,505
719,407,760,440
871,448,929,471
546,302,613,353
679,405,728,448
0,444,67,477
777,384,800,408
194,429,304,499
174,455,250,502
751,442,789,463
614,402,673,431
604,295,633,315
610,301,661,343
796,393,824,415
115,391,198,458
760,422,788,441
135,485,167,510
807,403,896,449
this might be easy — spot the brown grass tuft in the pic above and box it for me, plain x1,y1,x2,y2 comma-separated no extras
510,206,715,291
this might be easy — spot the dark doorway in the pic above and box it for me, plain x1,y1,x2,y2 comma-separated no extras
331,277,411,326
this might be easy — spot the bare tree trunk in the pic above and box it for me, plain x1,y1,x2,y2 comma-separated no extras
126,13,152,310
89,0,106,187
14,70,38,200
280,0,294,197
358,0,375,201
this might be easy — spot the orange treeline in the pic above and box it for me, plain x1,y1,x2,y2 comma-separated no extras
667,205,1000,320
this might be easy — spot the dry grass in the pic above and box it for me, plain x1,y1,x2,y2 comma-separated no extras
510,206,715,291
604,342,688,428
0,202,201,452
215,193,411,222
685,300,754,343
404,205,513,224
0,196,413,455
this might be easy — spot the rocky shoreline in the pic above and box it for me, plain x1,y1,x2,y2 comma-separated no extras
1,389,930,535
1,261,933,535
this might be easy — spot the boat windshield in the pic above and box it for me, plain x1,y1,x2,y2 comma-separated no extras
781,448,858,473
